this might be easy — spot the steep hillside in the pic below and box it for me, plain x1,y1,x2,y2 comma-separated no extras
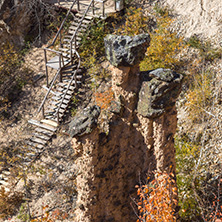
144,0,222,44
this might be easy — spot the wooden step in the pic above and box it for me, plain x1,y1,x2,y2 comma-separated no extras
0,175,8,181
83,15,94,21
47,106,66,115
62,64,74,70
62,70,73,75
58,94,72,100
69,26,86,32
64,34,82,42
58,84,76,90
35,128,54,137
57,107,66,114
0,180,9,186
47,104,58,111
26,153,37,158
71,22,88,29
63,69,82,75
49,100,59,106
58,83,76,90
56,88,73,96
26,146,39,153
59,47,75,53
45,111,64,118
30,137,47,145
49,101,68,110
26,141,44,149
67,31,83,38
63,35,72,40
62,41,80,48
75,14,93,21
41,119,58,128
67,29,83,36
57,87,74,94
28,119,57,132
59,49,76,58
1,170,10,176
52,96,70,104
45,115,62,121
76,75,82,79
33,133,51,141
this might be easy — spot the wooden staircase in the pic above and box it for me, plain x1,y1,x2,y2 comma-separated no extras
0,0,112,191
24,0,104,161
0,0,124,191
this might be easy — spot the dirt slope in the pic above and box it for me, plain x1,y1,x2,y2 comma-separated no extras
159,0,222,43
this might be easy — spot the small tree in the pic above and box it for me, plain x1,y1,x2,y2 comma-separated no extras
135,172,177,222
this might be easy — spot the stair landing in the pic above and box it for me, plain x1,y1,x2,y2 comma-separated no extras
46,56,70,70
53,0,117,16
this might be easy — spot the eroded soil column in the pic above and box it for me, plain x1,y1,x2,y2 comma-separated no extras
70,34,183,222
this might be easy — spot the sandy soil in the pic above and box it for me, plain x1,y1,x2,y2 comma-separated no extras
157,0,222,44
0,47,56,146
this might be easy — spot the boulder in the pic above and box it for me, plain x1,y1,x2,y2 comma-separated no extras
137,68,183,118
68,105,100,137
104,34,150,67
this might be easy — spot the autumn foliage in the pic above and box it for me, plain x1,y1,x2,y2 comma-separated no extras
95,88,114,110
136,172,177,222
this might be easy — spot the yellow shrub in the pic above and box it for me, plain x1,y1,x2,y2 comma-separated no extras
113,7,186,71
115,7,151,36
185,68,214,122
140,13,185,71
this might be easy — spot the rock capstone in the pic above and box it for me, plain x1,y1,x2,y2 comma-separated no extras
137,68,183,118
68,105,100,137
104,34,150,67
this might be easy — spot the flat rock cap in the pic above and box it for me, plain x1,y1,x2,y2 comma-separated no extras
104,34,150,67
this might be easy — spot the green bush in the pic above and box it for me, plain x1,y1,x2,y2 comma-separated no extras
175,136,202,221
186,35,222,62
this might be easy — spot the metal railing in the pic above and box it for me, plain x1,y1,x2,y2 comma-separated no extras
44,0,78,87
55,51,81,123
37,67,62,119
71,0,96,57
44,48,64,87
39,0,109,122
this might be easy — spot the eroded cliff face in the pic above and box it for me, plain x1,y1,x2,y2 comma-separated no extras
70,34,183,222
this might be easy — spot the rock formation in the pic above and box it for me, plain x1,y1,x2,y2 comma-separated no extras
71,34,183,222
104,34,150,67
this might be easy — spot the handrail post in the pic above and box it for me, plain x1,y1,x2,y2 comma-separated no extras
92,0,95,15
74,37,76,50
70,42,73,59
102,1,105,17
42,105,45,119
59,55,62,82
44,49,49,87
59,32,62,47
77,0,80,11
